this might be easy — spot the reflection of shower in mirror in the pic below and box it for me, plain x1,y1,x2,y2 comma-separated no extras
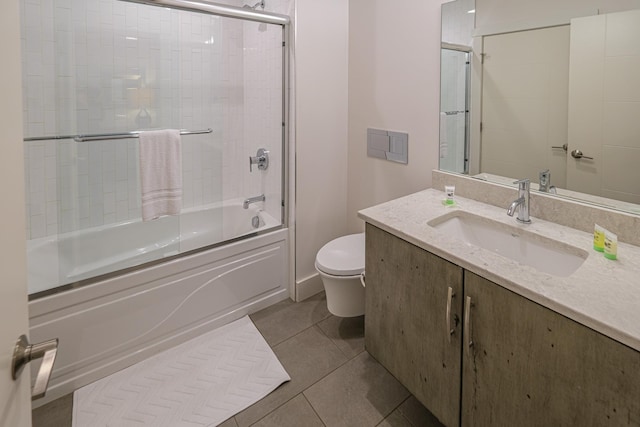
243,0,265,9
243,0,268,31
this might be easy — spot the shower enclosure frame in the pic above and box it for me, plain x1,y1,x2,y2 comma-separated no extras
24,0,292,299
28,0,293,407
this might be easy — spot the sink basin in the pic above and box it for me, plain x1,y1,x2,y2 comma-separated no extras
427,211,588,277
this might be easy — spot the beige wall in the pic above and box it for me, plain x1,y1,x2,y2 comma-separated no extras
294,0,349,297
347,0,444,232
476,0,640,34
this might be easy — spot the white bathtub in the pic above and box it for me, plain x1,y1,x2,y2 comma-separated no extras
28,200,280,295
28,202,289,407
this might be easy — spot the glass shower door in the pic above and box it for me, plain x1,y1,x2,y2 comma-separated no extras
440,48,469,174
22,0,286,295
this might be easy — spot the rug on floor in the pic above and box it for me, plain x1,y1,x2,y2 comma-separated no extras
73,316,290,426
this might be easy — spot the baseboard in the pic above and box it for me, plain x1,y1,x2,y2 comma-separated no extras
295,272,323,302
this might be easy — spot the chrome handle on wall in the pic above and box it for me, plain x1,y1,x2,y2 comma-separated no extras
552,143,568,152
571,149,594,160
11,334,59,400
464,296,473,354
446,286,455,343
249,148,269,172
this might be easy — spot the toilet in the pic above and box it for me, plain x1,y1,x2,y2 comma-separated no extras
315,233,366,317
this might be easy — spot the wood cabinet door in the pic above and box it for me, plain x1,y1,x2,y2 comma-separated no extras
462,271,640,426
365,224,464,427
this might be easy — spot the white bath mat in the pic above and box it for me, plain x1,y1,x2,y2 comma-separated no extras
72,316,290,426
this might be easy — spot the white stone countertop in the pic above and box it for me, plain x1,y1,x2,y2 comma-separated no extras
358,188,640,352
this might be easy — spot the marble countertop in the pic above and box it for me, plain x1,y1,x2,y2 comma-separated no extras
358,189,640,352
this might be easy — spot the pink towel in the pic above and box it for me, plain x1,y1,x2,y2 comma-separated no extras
139,129,182,221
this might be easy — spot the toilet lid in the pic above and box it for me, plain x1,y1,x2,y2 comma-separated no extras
315,233,365,276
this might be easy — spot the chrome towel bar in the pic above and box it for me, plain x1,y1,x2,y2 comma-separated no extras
24,128,212,143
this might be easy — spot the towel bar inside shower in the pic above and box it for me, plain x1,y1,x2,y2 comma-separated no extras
23,128,213,142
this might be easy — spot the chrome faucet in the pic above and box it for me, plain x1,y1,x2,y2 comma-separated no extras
507,179,531,224
538,169,557,194
249,148,269,172
243,194,265,209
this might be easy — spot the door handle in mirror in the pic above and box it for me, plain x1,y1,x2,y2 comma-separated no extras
11,334,59,400
571,149,594,160
551,143,568,152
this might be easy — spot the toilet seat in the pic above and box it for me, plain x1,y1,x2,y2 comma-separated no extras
315,233,365,277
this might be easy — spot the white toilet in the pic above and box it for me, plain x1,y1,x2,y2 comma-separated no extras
315,233,366,317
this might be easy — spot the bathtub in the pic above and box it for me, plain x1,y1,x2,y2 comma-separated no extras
28,200,281,295
28,201,289,407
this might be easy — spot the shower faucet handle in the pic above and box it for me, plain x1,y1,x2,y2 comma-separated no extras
249,148,269,172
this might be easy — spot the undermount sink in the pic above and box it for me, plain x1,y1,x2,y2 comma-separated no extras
427,211,588,277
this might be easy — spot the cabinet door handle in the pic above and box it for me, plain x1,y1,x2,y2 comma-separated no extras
446,286,455,343
464,296,474,353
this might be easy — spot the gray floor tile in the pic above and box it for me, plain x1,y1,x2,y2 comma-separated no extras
318,314,365,359
250,292,331,346
32,393,73,427
304,351,410,427
397,396,444,427
251,394,324,427
377,409,414,427
36,296,433,427
219,417,239,427
234,325,347,427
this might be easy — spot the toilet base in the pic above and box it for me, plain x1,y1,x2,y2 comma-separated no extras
318,271,365,317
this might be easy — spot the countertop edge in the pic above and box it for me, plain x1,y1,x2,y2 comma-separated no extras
358,189,640,353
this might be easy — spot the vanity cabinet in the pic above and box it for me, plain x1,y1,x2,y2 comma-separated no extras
364,224,463,427
365,224,640,427
462,271,640,426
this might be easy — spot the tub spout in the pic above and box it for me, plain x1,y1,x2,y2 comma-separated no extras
243,194,265,209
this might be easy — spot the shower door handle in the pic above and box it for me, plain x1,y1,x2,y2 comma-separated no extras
11,334,59,400
249,148,269,172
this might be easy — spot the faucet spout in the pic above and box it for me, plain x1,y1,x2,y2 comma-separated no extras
243,194,265,209
507,197,525,217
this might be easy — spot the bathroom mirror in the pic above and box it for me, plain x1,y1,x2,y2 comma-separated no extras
440,0,640,215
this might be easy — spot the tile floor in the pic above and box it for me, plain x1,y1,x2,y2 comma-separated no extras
33,292,444,427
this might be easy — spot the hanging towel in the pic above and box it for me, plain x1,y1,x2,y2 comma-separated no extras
139,129,182,221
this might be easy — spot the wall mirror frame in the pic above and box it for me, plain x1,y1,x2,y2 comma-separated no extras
440,0,640,216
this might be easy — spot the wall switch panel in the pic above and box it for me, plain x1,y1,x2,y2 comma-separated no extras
367,128,408,164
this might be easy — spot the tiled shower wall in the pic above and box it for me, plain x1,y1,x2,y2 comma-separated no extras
21,0,286,239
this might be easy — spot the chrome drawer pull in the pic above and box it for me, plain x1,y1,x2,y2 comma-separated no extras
464,296,474,353
446,286,455,342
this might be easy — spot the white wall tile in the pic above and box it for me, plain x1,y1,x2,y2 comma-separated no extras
602,145,640,198
604,56,640,102
22,0,287,240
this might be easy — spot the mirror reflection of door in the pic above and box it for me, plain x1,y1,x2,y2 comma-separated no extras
440,47,470,174
567,10,640,204
480,26,570,189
